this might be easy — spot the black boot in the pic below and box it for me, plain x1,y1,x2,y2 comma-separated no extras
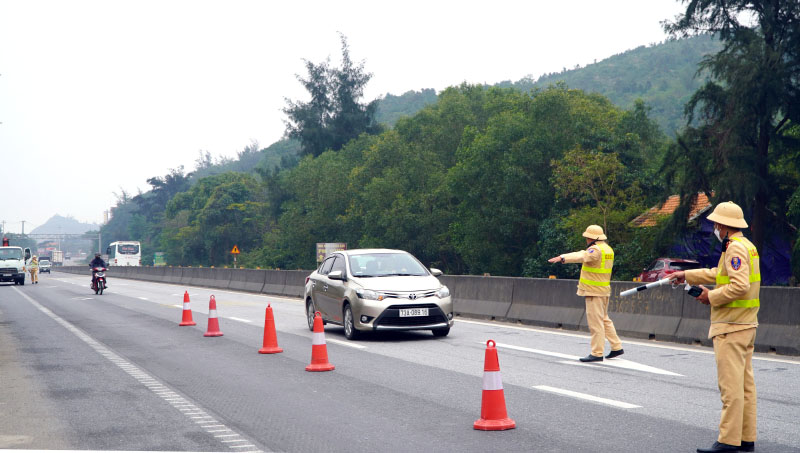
606,349,624,359
740,441,755,452
579,354,603,362
697,441,740,452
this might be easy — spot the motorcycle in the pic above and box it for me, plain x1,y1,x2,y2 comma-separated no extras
91,267,107,295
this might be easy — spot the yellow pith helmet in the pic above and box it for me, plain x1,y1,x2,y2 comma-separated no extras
706,201,748,228
582,225,607,241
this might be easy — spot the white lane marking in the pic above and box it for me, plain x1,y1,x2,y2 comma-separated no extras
227,317,252,323
216,434,241,438
327,338,367,349
493,342,683,376
172,304,184,308
138,297,149,300
533,385,641,409
460,318,800,365
12,287,263,452
70,297,94,300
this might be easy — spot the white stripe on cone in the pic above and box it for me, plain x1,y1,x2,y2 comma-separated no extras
312,332,326,345
482,371,503,391
183,303,190,310
209,309,218,318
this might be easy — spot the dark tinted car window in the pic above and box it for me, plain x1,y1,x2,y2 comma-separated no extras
670,262,701,271
320,257,335,275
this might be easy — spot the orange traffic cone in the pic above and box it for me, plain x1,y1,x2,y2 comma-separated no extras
179,291,196,326
258,304,283,354
474,339,515,431
203,295,223,337
305,311,334,372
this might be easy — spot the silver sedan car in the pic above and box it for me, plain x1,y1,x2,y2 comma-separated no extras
304,249,453,340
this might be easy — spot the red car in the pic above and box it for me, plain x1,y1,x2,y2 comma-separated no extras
637,258,701,282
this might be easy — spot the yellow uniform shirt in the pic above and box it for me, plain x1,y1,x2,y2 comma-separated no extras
562,241,614,297
684,232,759,338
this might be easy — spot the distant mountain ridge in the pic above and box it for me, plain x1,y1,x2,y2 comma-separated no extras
375,35,720,135
31,215,99,234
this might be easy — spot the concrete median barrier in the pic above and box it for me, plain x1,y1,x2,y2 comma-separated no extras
202,268,232,289
227,269,267,293
752,287,800,355
188,268,214,287
282,270,309,298
506,278,585,329
604,282,684,342
440,275,514,320
261,270,287,296
673,293,714,347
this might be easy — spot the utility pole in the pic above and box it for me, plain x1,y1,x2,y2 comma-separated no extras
21,220,26,235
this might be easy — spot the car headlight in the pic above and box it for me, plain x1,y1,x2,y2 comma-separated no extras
436,286,450,298
356,289,385,301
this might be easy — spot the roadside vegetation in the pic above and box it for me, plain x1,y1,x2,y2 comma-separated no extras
99,2,800,283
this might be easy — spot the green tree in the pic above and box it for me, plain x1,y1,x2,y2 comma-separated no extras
663,0,800,256
163,172,269,266
283,34,381,157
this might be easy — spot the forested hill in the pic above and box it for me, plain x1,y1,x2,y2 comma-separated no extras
513,34,720,134
377,34,720,134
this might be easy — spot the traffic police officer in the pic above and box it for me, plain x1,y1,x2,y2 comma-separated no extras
671,202,759,453
548,225,624,362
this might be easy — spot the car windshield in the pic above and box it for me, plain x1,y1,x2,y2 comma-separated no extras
349,253,428,277
670,262,701,271
0,249,23,260
40,260,50,265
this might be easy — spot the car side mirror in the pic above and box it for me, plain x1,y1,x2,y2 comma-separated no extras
24,249,31,261
430,268,443,277
328,270,346,281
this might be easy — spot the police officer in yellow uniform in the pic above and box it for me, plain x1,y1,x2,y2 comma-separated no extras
671,202,759,453
548,225,624,362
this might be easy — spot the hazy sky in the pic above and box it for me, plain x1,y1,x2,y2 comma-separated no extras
0,0,687,233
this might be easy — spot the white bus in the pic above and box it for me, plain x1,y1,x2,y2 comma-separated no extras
106,241,141,266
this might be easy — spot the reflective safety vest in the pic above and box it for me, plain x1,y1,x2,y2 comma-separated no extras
578,243,614,296
715,236,760,308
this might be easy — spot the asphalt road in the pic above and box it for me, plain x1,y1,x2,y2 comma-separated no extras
1,271,799,452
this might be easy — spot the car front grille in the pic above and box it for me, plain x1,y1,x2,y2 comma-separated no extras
381,290,437,300
0,268,18,273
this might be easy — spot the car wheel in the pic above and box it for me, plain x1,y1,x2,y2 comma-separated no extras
432,327,450,337
306,299,316,331
343,304,360,340
19,279,24,286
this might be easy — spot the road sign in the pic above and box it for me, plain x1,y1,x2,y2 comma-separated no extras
316,242,346,262
231,245,240,254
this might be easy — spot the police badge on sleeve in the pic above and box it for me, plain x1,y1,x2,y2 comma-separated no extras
731,256,742,270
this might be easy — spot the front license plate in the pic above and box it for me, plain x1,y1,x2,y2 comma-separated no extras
399,308,429,317
2,274,10,277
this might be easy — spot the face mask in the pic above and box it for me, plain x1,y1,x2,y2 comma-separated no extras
714,227,722,242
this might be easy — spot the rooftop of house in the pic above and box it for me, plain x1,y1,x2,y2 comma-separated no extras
631,193,712,227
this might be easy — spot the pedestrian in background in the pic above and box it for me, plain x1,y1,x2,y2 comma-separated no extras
29,255,39,284
671,201,759,453
548,225,624,362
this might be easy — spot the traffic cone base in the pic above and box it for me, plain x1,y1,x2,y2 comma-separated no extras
204,295,224,337
306,311,334,372
179,291,196,326
474,339,515,431
258,304,283,354
473,417,516,431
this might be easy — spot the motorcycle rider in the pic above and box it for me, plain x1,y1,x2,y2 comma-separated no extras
89,253,107,288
